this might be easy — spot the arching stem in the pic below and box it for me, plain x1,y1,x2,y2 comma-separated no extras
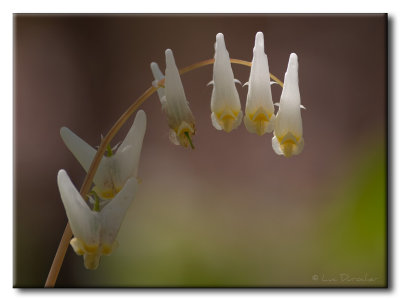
44,57,283,287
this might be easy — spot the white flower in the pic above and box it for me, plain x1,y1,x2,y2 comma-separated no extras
60,110,146,199
244,32,275,136
57,169,137,270
151,49,195,148
210,33,243,133
272,53,304,157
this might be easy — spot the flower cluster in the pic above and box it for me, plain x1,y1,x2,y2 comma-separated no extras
151,32,304,157
56,31,305,271
58,110,146,269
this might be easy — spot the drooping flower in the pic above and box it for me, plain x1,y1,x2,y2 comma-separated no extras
210,33,243,133
60,110,146,199
151,49,195,148
272,53,304,157
244,32,275,136
57,169,137,269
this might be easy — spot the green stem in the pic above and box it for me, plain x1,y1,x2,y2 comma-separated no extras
184,132,195,149
105,144,113,157
89,191,100,212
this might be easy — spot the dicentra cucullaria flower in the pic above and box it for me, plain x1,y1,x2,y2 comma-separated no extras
57,170,137,270
60,110,146,199
210,33,243,133
151,49,195,148
58,110,146,269
244,32,275,136
272,53,304,157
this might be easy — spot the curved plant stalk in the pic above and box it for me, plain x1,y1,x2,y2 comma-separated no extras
45,58,283,287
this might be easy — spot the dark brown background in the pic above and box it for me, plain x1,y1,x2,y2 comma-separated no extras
14,14,387,287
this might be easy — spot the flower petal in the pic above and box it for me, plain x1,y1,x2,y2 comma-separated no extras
60,127,117,193
83,253,101,270
150,62,165,101
60,127,97,173
99,177,138,246
294,137,305,155
271,134,304,158
168,129,180,145
57,170,100,246
271,136,284,156
211,112,223,130
211,109,242,133
244,109,275,136
116,110,147,180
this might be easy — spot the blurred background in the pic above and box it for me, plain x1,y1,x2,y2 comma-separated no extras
14,14,387,287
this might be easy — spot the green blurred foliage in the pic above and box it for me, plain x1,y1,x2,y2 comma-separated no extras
66,139,386,287
309,140,386,287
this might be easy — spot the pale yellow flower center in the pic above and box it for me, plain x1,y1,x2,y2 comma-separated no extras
215,109,241,133
70,237,117,270
93,185,122,200
247,107,273,136
174,121,195,148
277,132,302,158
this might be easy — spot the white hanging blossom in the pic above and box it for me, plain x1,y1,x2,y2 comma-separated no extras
272,53,304,157
60,110,146,199
151,50,195,148
244,32,276,136
57,169,137,270
210,33,243,133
